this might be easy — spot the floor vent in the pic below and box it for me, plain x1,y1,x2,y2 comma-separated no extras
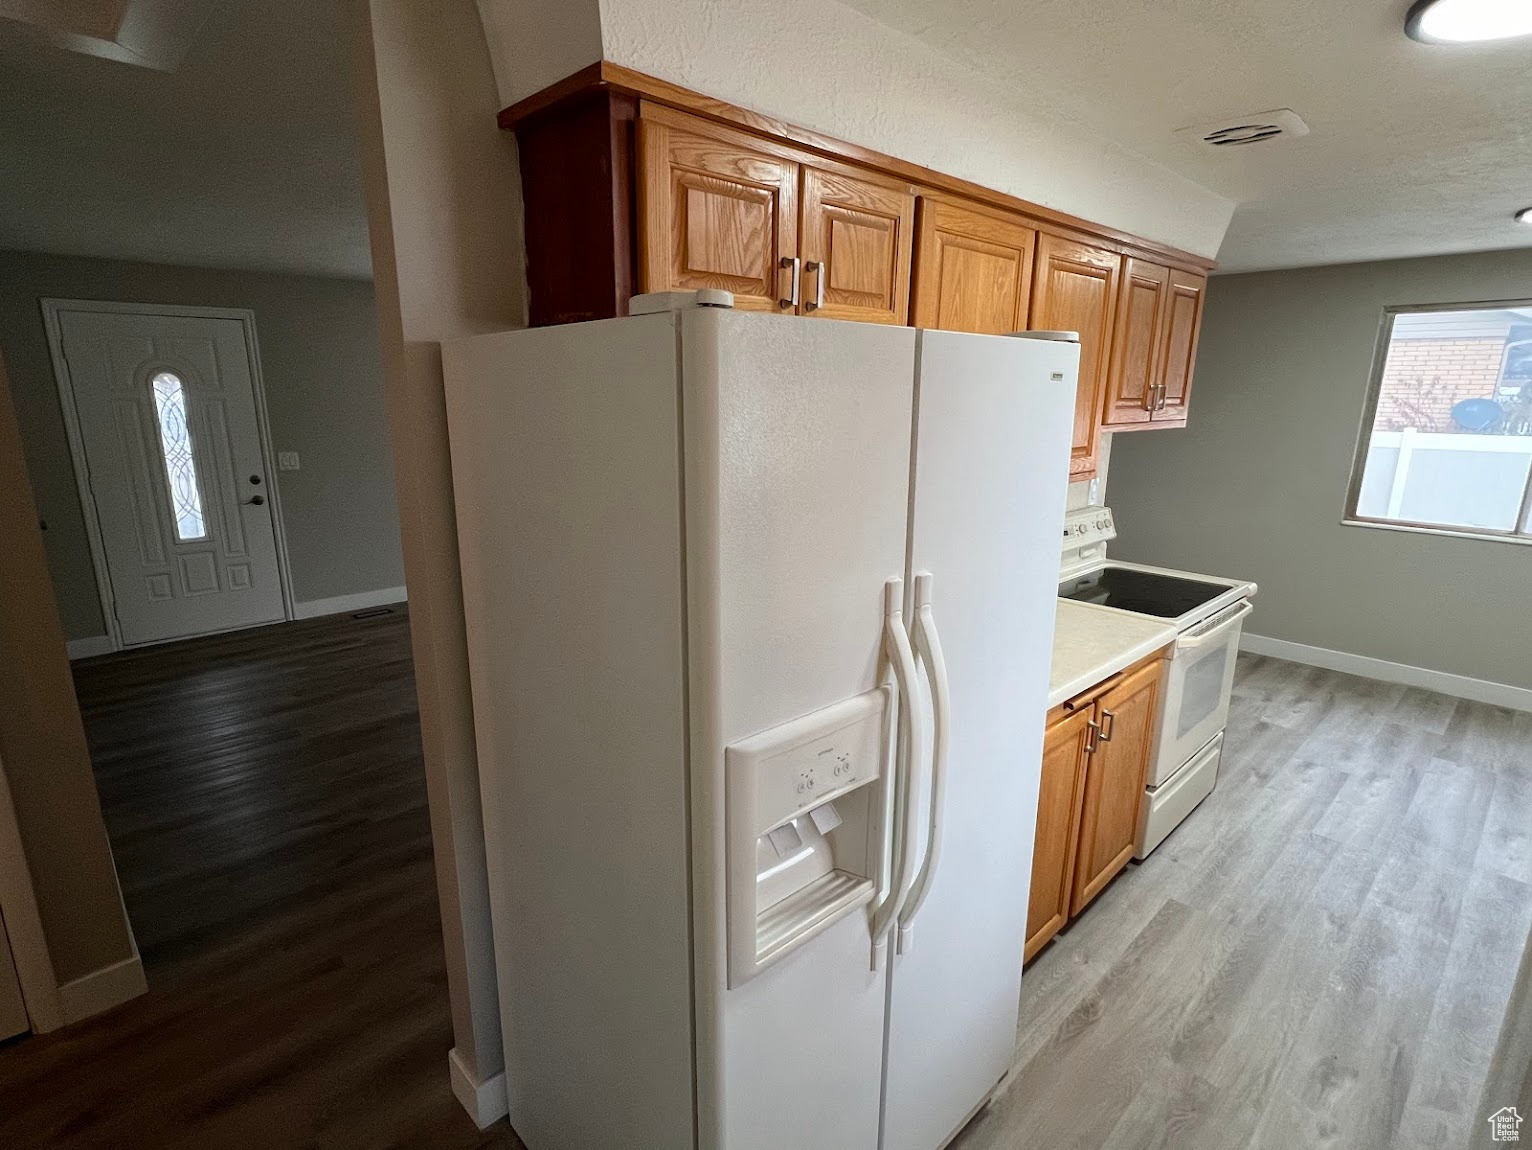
1175,109,1309,149
351,607,395,620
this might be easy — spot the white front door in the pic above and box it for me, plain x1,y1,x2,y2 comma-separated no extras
52,306,286,646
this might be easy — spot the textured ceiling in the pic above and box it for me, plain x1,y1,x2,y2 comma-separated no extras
0,0,370,278
4,0,1529,278
841,0,1532,272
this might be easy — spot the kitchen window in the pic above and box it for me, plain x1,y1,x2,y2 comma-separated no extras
1346,302,1532,541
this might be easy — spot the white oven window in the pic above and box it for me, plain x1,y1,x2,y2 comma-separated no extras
1178,643,1231,739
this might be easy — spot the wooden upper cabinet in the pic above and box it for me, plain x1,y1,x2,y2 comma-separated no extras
798,164,914,325
1102,261,1206,429
1026,705,1093,963
910,198,1035,334
1070,658,1161,916
1030,233,1121,478
1156,269,1206,422
1102,257,1169,427
638,108,799,313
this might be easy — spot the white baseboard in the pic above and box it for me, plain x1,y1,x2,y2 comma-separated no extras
292,586,407,621
66,635,115,660
1240,633,1532,713
57,953,147,1025
448,1047,508,1129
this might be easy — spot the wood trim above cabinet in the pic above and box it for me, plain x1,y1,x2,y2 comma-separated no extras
500,61,1217,275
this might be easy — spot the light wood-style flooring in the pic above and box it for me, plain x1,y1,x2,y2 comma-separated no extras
954,655,1532,1150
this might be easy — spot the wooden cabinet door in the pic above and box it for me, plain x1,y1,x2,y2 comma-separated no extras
1030,233,1121,478
798,164,914,325
1070,659,1161,916
909,198,1035,334
1025,706,1093,963
1156,269,1206,422
637,108,798,313
1102,257,1168,427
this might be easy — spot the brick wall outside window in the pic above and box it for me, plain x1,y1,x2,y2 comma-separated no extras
1374,336,1505,432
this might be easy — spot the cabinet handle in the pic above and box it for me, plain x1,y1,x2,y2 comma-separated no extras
1157,382,1169,411
779,256,800,309
1085,718,1100,754
1144,382,1156,412
1099,709,1116,743
804,260,825,312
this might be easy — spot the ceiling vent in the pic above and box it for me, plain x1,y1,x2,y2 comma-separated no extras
1175,109,1310,149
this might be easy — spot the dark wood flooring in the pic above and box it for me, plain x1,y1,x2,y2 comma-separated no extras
0,608,526,1150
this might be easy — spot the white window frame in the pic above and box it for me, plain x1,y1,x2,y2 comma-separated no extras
1343,298,1532,547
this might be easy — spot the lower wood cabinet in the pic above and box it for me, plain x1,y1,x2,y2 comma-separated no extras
1069,658,1162,915
1025,705,1094,963
1025,654,1164,963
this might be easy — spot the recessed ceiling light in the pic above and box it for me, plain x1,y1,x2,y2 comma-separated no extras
1406,0,1532,43
1517,207,1532,224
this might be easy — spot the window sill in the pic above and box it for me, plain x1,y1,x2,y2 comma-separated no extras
1341,518,1532,547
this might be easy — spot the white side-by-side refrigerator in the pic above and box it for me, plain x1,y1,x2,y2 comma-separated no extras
443,294,1078,1150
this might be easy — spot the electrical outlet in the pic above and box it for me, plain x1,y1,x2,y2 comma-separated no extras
1088,477,1100,505
278,452,300,471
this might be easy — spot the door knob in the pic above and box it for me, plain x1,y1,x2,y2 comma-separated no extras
243,494,265,507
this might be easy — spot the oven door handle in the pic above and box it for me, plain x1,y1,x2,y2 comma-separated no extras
1177,599,1253,650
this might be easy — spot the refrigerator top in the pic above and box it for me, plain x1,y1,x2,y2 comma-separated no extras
630,288,736,314
1008,330,1079,342
628,291,1080,346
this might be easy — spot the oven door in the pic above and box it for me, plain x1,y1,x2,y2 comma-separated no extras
1150,599,1252,787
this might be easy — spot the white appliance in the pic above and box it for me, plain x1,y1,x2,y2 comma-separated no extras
443,291,1079,1150
1058,507,1256,858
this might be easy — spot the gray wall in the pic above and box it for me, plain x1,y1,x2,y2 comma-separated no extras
0,250,404,640
1108,247,1532,691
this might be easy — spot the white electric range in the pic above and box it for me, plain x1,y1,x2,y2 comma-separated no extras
1059,507,1257,857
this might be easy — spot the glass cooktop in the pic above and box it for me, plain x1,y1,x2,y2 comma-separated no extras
1058,566,1231,619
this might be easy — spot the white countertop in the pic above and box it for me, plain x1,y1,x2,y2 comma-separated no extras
1049,599,1178,708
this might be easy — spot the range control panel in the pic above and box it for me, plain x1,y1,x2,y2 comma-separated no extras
1061,506,1116,551
728,688,887,835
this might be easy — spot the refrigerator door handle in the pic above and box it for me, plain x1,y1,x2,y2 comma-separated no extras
897,572,951,954
870,577,925,970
